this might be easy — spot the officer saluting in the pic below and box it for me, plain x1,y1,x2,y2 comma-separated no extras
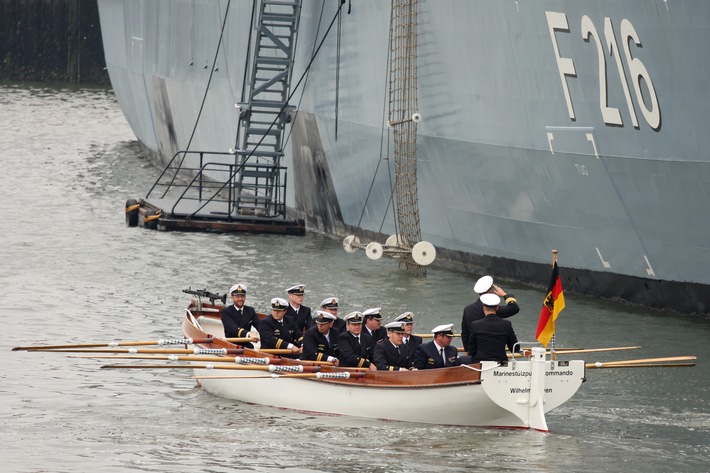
461,275,519,353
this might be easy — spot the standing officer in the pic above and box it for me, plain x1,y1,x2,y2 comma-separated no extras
461,275,519,353
220,283,260,348
285,284,314,333
468,293,523,363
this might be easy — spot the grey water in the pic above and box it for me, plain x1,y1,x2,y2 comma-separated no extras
0,82,708,473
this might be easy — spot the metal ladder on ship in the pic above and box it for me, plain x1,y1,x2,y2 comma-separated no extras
232,0,302,218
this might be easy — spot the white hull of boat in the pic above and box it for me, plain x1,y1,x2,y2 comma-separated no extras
185,312,585,430
194,359,585,430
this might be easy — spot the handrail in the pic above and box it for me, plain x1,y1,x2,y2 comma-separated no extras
145,149,287,220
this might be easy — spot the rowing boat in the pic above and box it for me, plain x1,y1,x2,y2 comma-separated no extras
182,301,585,431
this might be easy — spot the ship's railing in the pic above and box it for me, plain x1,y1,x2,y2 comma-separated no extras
145,150,287,219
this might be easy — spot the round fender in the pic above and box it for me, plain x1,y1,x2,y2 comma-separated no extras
365,242,383,260
385,234,406,248
125,198,139,227
143,209,159,230
412,241,436,266
343,235,361,253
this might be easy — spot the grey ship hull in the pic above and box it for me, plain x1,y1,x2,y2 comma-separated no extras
97,0,710,315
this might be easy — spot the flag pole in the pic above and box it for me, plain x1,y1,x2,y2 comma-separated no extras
550,250,558,361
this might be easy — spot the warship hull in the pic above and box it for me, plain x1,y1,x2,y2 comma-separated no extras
97,0,710,315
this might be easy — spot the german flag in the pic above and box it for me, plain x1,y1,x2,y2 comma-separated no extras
536,261,566,347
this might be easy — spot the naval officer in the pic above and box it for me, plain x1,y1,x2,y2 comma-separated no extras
395,311,423,357
220,283,260,348
467,293,524,363
337,311,377,370
373,321,415,371
285,284,314,333
461,275,519,352
412,323,461,369
301,310,341,365
259,297,303,356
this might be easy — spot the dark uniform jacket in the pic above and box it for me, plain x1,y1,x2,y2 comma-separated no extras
461,293,519,352
332,317,346,334
373,340,412,371
467,315,520,363
365,326,387,346
412,341,461,369
400,334,423,358
286,304,314,333
337,331,374,368
259,315,303,350
301,326,341,362
221,304,260,348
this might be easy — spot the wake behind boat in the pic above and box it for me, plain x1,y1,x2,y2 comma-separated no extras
181,301,585,431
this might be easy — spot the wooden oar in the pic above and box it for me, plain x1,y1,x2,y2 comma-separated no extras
73,354,277,364
586,362,696,369
225,337,260,344
454,345,642,355
70,354,335,367
22,347,293,355
506,346,642,357
101,363,321,373
548,346,640,353
590,356,696,366
194,372,367,380
12,336,254,351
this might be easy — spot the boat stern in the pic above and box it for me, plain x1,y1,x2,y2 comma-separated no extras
480,348,585,431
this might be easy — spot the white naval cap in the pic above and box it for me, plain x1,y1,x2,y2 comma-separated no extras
473,275,493,294
315,310,337,324
385,321,406,333
362,307,382,319
431,323,455,336
394,312,414,323
271,297,288,310
343,311,364,324
285,284,305,295
320,297,339,309
229,283,247,295
480,293,501,307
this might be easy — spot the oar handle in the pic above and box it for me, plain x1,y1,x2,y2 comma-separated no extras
224,337,258,343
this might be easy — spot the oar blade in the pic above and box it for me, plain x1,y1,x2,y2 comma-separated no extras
587,362,696,369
